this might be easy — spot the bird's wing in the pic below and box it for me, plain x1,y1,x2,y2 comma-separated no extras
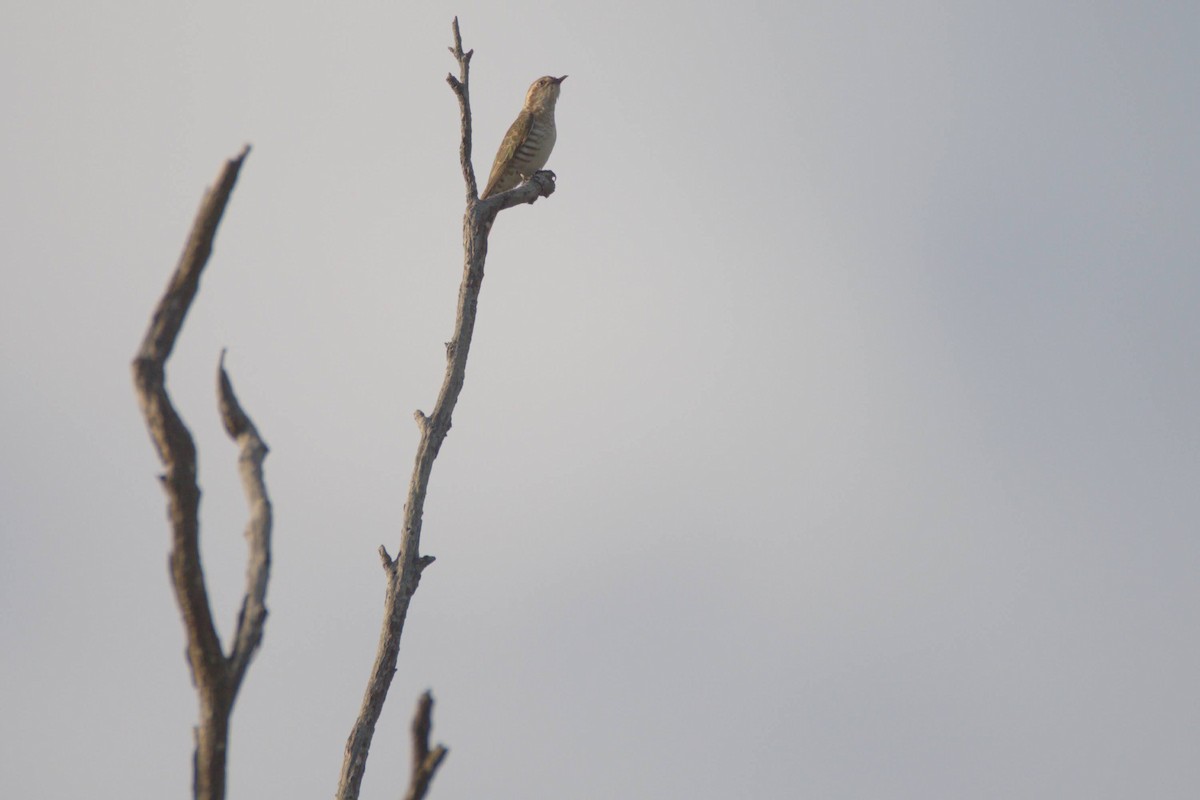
482,111,533,198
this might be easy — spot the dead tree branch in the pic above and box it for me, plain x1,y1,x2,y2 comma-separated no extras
403,692,449,800
338,17,557,800
132,146,272,800
445,17,478,201
218,349,273,687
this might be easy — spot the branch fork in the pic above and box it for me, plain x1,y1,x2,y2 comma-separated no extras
132,146,273,800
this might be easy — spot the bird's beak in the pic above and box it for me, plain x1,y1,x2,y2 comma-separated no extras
554,75,568,84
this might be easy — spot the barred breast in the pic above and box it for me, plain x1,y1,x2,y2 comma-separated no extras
487,113,557,197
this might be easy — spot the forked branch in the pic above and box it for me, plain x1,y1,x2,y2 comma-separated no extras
403,692,449,800
132,146,273,800
445,16,478,200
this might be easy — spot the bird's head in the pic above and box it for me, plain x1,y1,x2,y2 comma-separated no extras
525,75,567,110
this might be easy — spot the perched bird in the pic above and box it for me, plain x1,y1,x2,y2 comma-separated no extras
481,75,567,199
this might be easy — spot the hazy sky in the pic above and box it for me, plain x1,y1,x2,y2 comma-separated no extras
3,2,1198,798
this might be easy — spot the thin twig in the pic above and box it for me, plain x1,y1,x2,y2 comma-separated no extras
445,17,478,200
132,146,272,800
219,350,273,689
403,692,449,800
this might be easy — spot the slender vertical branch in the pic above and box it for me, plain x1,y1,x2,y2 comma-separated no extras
337,18,559,800
132,146,272,800
446,17,478,200
219,350,273,690
336,17,483,800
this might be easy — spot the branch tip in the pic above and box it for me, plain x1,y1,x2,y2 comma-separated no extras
445,15,478,197
217,351,252,440
404,691,449,800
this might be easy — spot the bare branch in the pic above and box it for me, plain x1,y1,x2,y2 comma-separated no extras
446,16,478,200
134,146,250,373
339,18,561,798
336,19,492,800
132,146,271,800
403,692,449,800
219,350,273,690
476,169,558,229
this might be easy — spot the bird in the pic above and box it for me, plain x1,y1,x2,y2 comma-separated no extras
481,75,567,199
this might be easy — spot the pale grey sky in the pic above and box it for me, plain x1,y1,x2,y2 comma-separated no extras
3,2,1198,798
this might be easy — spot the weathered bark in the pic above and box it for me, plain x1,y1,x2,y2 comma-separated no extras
335,17,555,800
132,146,273,800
